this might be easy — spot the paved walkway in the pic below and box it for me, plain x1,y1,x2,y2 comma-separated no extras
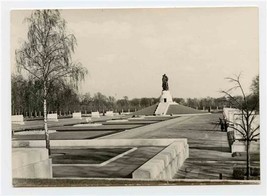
104,113,259,180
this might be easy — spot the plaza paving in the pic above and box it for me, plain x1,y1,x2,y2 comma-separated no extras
103,113,260,180
12,113,259,180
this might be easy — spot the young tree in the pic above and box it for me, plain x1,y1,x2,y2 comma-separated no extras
15,10,87,154
221,74,259,179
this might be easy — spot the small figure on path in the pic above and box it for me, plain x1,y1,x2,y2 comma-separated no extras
162,74,169,91
219,118,224,132
224,119,228,132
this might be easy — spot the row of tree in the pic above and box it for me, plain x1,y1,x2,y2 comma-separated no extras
13,73,260,116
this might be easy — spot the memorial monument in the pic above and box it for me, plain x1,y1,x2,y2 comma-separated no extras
133,74,206,116
160,74,173,103
155,74,177,115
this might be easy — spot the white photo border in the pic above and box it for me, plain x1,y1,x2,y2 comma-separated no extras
1,0,266,195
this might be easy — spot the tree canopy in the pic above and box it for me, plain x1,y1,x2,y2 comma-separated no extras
16,10,87,94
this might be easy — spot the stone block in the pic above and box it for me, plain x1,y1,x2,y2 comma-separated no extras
72,112,82,119
105,111,114,116
132,165,154,179
132,140,188,180
165,164,172,179
170,157,178,174
223,108,240,122
91,112,100,118
11,115,24,125
157,151,172,167
47,113,58,122
13,159,52,178
12,148,52,178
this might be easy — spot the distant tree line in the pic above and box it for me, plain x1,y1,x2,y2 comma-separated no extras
11,74,259,117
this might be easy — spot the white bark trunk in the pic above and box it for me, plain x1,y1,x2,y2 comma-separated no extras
43,85,50,155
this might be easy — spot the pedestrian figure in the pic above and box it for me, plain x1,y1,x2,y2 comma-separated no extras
219,118,224,132
224,119,228,132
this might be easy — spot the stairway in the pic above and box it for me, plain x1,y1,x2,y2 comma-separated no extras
154,103,169,115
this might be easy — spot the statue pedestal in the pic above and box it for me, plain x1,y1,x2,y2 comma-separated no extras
155,91,177,115
159,90,173,103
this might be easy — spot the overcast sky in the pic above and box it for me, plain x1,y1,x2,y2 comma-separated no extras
11,8,259,99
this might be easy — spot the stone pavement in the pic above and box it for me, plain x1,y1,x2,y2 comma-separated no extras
52,147,163,178
102,113,259,180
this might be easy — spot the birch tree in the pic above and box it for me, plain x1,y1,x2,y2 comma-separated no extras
221,74,259,179
16,10,87,154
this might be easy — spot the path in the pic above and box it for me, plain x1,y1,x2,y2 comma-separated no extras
104,113,259,179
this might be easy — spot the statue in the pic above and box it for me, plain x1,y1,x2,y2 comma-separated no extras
162,74,169,91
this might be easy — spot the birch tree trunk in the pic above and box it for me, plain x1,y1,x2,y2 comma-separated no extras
43,84,50,155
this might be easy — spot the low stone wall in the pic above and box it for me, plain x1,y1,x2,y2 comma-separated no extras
132,141,189,179
12,148,52,178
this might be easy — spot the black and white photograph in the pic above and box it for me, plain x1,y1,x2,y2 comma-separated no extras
1,1,266,195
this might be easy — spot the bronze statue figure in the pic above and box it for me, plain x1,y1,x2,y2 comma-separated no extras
162,74,169,91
